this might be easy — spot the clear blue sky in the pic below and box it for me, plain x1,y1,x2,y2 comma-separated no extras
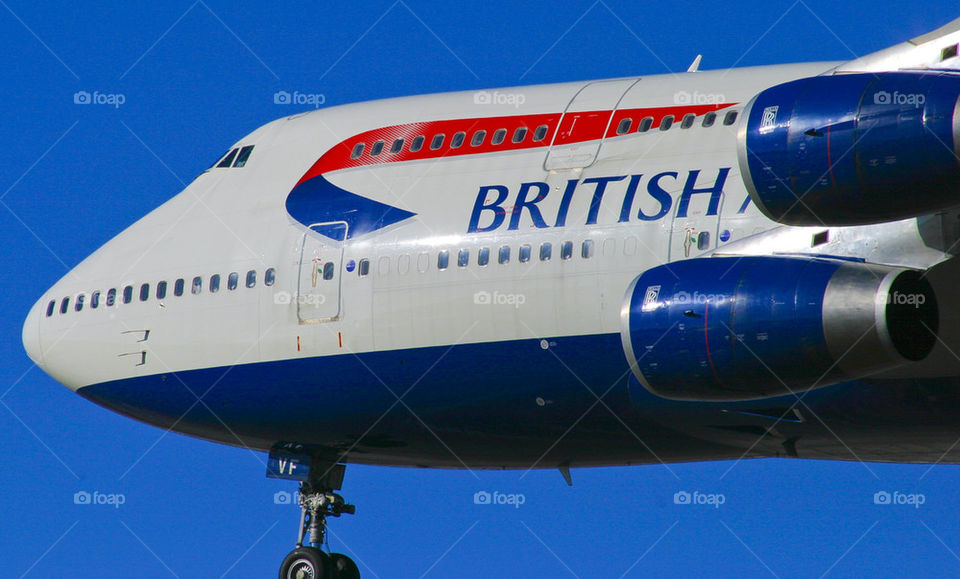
3,1,960,577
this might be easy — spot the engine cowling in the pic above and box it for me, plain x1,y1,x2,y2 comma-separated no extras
738,72,960,226
621,256,938,401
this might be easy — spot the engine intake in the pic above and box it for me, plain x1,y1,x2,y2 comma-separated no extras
738,72,960,226
621,256,938,401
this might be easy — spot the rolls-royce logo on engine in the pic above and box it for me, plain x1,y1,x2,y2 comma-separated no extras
759,105,779,134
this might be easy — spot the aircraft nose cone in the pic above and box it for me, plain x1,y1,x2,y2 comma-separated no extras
22,299,43,366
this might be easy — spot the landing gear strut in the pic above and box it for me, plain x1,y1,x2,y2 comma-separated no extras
274,457,360,579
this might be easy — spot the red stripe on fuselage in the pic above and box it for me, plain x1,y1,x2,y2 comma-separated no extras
295,103,735,186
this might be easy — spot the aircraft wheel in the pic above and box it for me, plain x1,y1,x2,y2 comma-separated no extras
280,547,328,579
327,553,360,579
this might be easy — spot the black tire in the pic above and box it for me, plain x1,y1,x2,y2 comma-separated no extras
327,553,360,579
280,547,328,579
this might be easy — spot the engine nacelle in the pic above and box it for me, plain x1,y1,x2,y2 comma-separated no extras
738,72,960,226
621,257,938,401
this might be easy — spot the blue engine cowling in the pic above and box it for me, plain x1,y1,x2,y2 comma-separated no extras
621,256,938,401
738,72,960,226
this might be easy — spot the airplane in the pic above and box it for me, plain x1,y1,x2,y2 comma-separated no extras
22,13,960,578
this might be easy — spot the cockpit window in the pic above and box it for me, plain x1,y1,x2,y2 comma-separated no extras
232,145,255,167
217,148,238,168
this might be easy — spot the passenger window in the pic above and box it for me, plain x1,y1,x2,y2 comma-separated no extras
246,270,257,288
437,250,449,270
350,143,364,159
233,145,254,167
512,127,528,143
192,277,202,295
46,300,55,317
228,272,238,291
140,283,150,302
370,140,385,156
60,297,69,314
451,132,466,148
123,286,133,304
210,274,220,293
616,118,632,135
638,117,653,132
533,125,548,142
217,148,238,168
702,112,716,128
491,129,507,145
519,244,531,263
156,281,167,300
561,241,573,260
478,247,490,266
498,246,510,264
322,263,334,281
410,135,425,152
174,279,184,297
540,243,552,261
75,294,84,312
91,291,100,309
430,134,445,150
659,116,674,131
582,239,595,258
390,138,404,154
470,130,486,147
680,114,696,129
698,231,710,250
723,110,739,126
457,249,469,267
358,259,370,276
106,288,117,307
265,268,276,286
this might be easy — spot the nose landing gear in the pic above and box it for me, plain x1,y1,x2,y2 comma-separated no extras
271,450,360,579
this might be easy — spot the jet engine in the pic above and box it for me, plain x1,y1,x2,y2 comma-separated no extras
738,72,960,226
621,256,938,401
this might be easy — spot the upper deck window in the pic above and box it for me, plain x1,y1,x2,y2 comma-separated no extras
638,117,653,132
512,127,528,143
723,110,739,126
430,134,445,150
350,143,364,159
451,132,466,149
532,125,549,142
680,114,696,129
233,145,254,167
370,140,385,156
410,135,425,152
470,130,486,147
390,138,404,154
702,112,717,128
660,116,674,131
616,118,632,135
491,129,507,145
